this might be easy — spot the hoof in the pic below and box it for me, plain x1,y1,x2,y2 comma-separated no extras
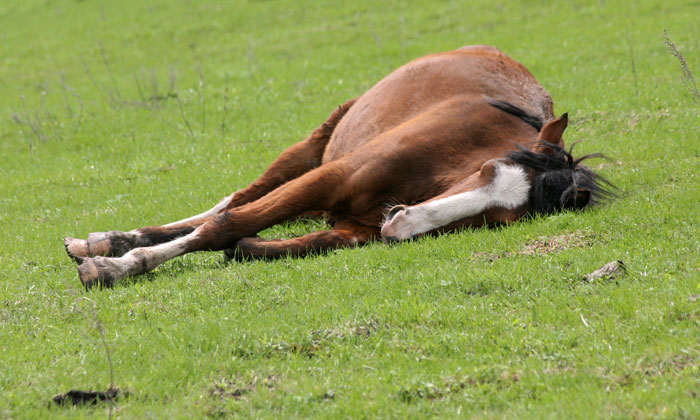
64,237,89,262
223,247,237,261
64,232,116,262
77,257,119,289
77,258,102,289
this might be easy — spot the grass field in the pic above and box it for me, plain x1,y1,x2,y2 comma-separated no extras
1,0,700,418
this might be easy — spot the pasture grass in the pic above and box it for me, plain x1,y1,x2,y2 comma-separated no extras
1,0,699,418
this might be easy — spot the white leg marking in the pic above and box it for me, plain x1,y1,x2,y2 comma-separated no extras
381,163,530,240
164,193,234,227
112,229,202,276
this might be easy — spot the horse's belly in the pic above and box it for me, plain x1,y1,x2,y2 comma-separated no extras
322,46,552,164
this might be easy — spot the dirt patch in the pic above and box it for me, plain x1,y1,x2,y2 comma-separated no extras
520,231,595,255
641,353,697,377
602,349,700,388
310,318,380,341
399,371,520,403
310,390,336,402
228,319,381,360
471,231,596,261
288,318,381,357
51,388,122,406
209,375,277,401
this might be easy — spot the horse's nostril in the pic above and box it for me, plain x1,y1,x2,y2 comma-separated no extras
386,205,406,221
383,235,399,244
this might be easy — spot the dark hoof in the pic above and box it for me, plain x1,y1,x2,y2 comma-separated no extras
64,237,89,262
77,258,101,289
77,257,118,289
223,247,237,261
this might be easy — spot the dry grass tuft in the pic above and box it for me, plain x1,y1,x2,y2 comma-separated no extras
664,29,700,104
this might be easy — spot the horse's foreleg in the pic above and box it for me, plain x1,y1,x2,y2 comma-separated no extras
64,222,203,261
64,99,355,262
224,221,379,260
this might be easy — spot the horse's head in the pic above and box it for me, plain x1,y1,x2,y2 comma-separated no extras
380,114,614,242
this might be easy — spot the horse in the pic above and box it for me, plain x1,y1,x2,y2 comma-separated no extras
64,45,611,288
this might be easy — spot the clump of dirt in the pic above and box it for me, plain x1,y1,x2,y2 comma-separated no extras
51,388,122,406
209,375,277,401
606,349,700,390
310,390,336,402
310,318,381,341
399,371,520,403
230,319,382,360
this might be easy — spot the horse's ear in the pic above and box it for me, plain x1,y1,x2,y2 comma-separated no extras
536,113,568,149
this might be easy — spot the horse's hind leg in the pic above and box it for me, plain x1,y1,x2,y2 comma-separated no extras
74,152,368,288
224,221,379,260
64,99,356,261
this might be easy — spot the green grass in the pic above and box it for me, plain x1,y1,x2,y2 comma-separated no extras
1,0,699,418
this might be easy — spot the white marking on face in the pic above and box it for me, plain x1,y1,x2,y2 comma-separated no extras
164,193,235,227
381,163,530,240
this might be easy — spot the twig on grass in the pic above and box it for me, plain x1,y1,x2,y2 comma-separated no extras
664,29,700,104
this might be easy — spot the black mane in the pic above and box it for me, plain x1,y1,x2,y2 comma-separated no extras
508,142,615,215
483,96,544,132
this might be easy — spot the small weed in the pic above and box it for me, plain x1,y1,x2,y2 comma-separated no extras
664,29,700,104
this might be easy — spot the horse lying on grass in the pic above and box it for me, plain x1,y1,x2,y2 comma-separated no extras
65,45,612,288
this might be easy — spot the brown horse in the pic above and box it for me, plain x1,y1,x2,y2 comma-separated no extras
65,45,611,288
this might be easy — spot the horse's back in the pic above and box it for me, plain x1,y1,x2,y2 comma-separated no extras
323,46,554,163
